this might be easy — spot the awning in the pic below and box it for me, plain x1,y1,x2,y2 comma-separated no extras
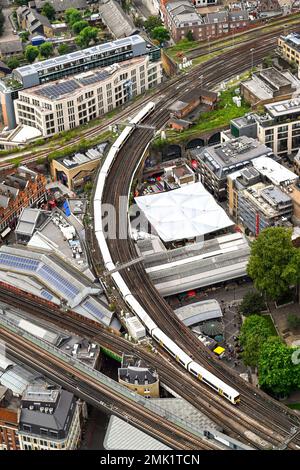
1,227,11,238
213,346,225,356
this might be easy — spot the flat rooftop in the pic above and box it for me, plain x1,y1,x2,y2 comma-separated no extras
281,32,300,51
192,136,273,178
265,98,300,117
14,35,146,78
252,155,298,186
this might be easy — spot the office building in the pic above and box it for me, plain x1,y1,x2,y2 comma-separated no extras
189,136,274,200
0,35,160,129
18,385,81,450
14,55,162,137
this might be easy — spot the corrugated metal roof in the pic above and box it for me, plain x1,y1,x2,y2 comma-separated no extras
104,416,171,450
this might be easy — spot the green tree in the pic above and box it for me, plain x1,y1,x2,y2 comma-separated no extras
14,0,29,5
134,16,144,28
65,8,82,26
6,57,20,69
263,53,273,68
72,20,89,35
239,291,266,316
19,31,29,42
39,42,53,58
144,15,162,33
150,26,170,45
58,43,70,55
186,30,194,42
247,227,300,300
25,45,39,63
240,315,273,366
76,26,98,48
287,313,300,329
41,2,56,21
258,337,300,395
0,11,4,37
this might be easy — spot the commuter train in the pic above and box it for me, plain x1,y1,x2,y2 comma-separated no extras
93,102,240,405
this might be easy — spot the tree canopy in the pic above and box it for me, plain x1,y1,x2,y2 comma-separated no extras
239,315,274,366
25,45,39,63
150,26,170,45
258,337,300,395
65,8,82,26
58,43,70,55
144,16,163,33
41,2,56,21
39,42,53,58
239,290,266,316
0,10,4,37
6,57,20,70
247,227,300,300
75,26,98,48
72,20,89,35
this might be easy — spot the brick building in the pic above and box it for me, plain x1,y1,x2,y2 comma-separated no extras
0,386,20,450
0,166,47,237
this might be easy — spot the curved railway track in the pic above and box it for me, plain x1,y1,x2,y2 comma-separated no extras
0,19,299,172
0,284,291,449
98,37,300,449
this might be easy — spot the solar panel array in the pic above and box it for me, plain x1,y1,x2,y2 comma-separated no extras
37,80,80,99
77,70,110,86
40,289,53,301
82,299,105,321
0,253,39,272
38,265,80,298
0,253,80,300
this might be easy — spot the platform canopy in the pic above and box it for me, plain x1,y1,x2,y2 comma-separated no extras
135,182,233,242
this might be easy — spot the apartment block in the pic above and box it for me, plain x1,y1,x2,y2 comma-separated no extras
0,35,160,129
18,385,81,450
14,56,162,137
278,33,300,67
254,98,300,157
0,386,20,450
164,0,249,42
0,166,47,237
189,136,274,200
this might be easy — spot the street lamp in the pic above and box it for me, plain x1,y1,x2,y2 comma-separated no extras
207,35,211,56
250,48,255,72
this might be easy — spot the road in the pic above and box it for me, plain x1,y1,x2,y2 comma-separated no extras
0,6,15,44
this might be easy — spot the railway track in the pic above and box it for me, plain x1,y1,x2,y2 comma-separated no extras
98,36,300,449
0,19,299,171
0,284,285,449
0,313,221,450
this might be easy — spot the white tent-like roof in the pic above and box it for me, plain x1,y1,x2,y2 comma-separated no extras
135,182,233,242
